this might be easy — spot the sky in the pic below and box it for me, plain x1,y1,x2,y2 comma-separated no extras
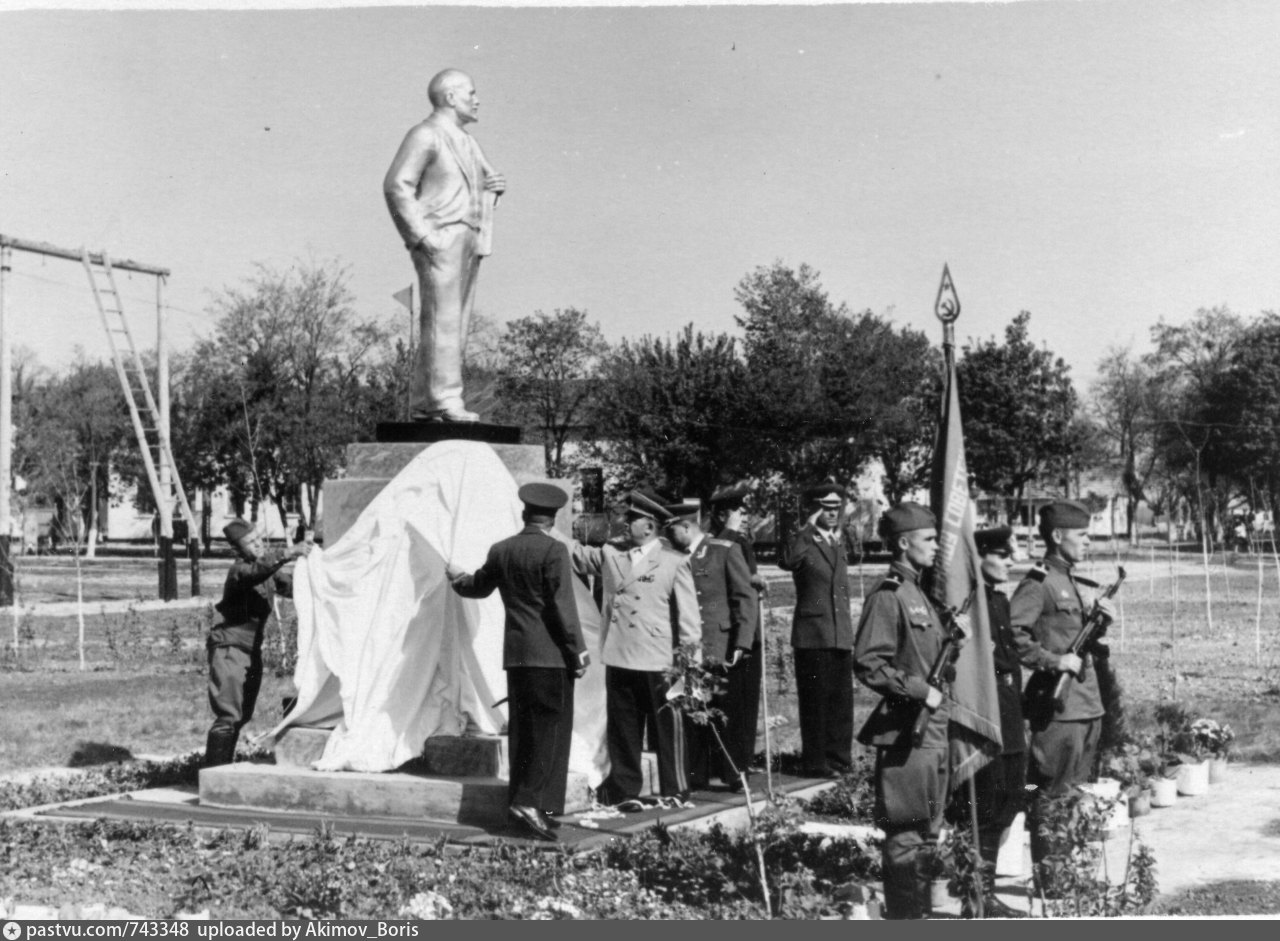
2,0,1279,388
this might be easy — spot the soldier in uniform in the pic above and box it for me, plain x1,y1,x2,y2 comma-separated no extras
707,483,766,780
778,483,855,778
566,490,702,804
1009,499,1116,883
204,519,312,767
448,482,590,842
664,501,759,789
945,525,1027,918
854,502,954,920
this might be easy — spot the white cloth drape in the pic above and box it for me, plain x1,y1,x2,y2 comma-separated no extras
266,440,607,785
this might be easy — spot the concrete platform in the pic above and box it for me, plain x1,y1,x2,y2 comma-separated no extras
198,762,593,826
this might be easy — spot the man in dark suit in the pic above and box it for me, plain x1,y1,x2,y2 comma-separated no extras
665,501,759,789
778,482,855,778
853,502,953,920
707,484,766,781
448,482,590,841
945,525,1027,918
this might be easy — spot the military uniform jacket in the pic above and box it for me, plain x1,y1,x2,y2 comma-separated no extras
853,561,951,748
686,537,759,663
209,550,293,653
778,524,854,649
1009,554,1104,721
713,526,759,575
986,583,1026,754
452,526,587,670
570,540,701,672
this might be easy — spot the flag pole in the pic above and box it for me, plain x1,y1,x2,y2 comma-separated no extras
934,263,985,919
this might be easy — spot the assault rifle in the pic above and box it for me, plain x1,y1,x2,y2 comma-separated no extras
910,599,969,747
1050,566,1127,711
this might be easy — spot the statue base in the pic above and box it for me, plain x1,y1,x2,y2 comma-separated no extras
375,421,522,444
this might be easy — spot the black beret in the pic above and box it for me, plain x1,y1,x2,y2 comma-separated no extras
974,525,1014,555
1039,499,1091,531
222,518,254,543
708,483,750,508
518,482,568,512
626,489,672,523
880,502,937,537
803,482,847,507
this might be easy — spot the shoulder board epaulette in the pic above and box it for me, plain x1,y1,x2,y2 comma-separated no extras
1074,574,1101,589
707,538,734,548
1025,562,1048,583
876,572,903,592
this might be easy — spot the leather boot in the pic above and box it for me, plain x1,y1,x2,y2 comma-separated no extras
204,729,238,768
982,868,1027,919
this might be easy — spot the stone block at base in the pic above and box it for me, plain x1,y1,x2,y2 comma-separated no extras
422,735,508,779
199,763,592,826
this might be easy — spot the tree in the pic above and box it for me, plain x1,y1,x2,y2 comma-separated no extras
1090,347,1160,539
494,308,607,475
957,311,1078,507
584,326,749,502
176,259,393,527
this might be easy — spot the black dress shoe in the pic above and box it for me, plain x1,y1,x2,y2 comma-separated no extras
509,804,556,841
541,810,562,830
982,895,1028,919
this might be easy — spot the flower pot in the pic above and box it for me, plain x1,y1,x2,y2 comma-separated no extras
1209,756,1229,784
1150,776,1178,807
930,879,952,911
1128,789,1153,818
1177,759,1210,796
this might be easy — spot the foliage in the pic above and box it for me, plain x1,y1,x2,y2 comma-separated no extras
494,308,608,476
957,311,1079,503
796,753,875,823
1032,790,1159,917
1089,347,1160,539
0,751,205,813
940,825,986,918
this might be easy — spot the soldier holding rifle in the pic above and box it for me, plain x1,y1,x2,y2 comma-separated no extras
1009,499,1117,882
853,502,959,920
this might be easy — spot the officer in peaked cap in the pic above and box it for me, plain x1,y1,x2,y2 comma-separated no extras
664,499,759,790
778,481,856,780
204,518,313,768
853,500,952,919
562,487,701,805
1010,498,1117,891
449,480,588,842
946,524,1028,917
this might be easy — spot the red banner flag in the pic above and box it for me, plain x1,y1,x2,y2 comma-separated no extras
930,350,1003,787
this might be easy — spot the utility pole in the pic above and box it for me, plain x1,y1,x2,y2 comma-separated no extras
0,242,13,606
156,274,177,600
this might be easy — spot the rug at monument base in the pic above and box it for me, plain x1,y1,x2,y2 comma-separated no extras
264,440,608,786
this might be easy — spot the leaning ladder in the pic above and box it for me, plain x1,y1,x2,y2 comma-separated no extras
81,250,197,541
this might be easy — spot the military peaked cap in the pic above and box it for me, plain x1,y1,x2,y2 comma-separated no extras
708,483,750,508
880,502,936,537
663,501,702,525
626,489,672,523
803,482,847,507
222,518,254,543
974,525,1014,556
1039,499,1091,531
518,482,568,513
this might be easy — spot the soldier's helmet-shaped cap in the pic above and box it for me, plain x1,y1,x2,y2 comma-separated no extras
1039,499,1091,531
879,501,937,538
663,501,701,526
222,518,254,543
803,482,847,508
626,489,672,523
974,525,1014,555
518,482,568,514
708,483,750,508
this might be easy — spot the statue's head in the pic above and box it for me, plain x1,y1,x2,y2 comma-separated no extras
428,69,479,125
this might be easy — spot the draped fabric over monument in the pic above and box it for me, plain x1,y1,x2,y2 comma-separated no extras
266,440,609,786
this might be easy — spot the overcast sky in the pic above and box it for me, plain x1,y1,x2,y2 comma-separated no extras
2,0,1278,387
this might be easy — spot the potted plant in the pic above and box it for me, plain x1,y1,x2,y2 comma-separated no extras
1099,743,1152,818
1170,718,1213,796
1197,718,1236,783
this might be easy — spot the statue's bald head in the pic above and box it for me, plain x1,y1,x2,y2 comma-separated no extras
428,69,471,109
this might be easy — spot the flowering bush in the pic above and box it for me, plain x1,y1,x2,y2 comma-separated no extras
1188,718,1235,759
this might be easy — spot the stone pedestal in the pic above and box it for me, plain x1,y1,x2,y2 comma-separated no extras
319,440,568,546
